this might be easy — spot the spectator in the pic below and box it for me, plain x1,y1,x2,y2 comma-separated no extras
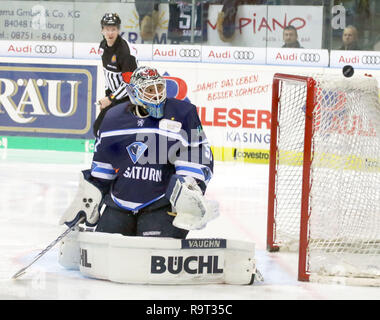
339,25,361,50
373,40,380,51
282,25,303,48
216,0,266,42
135,0,160,41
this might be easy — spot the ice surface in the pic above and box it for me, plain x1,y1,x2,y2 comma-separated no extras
0,149,379,300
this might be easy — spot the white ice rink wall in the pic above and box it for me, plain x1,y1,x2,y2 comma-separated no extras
0,46,380,164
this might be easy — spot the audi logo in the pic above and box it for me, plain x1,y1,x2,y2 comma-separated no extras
300,53,320,63
179,49,200,58
233,50,254,60
361,55,380,65
34,45,57,54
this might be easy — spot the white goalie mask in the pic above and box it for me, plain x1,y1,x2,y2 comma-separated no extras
129,66,167,119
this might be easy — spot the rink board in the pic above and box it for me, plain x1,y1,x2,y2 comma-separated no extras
0,56,379,164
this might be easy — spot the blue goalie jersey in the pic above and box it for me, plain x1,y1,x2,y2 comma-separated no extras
91,98,214,212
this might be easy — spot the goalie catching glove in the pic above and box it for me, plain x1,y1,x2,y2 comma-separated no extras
165,175,219,230
59,171,103,228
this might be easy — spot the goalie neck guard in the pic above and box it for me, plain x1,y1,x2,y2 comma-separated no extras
129,66,167,119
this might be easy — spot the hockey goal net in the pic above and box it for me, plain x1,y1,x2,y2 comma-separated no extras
267,73,380,285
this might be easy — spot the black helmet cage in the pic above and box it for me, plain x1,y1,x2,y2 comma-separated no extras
101,13,121,28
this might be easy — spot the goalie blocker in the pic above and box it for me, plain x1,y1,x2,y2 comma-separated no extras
59,230,257,285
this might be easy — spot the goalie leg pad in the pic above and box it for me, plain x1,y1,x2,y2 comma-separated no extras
74,233,257,285
58,227,80,270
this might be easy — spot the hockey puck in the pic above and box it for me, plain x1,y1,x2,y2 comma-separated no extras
343,65,354,77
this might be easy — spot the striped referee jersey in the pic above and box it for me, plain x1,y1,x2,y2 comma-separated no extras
99,35,138,101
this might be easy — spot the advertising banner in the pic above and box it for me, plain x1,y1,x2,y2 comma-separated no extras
146,62,324,163
0,62,97,139
0,2,323,47
207,5,323,49
201,46,266,65
0,40,73,59
330,50,380,70
72,42,149,61
0,57,378,164
266,48,329,67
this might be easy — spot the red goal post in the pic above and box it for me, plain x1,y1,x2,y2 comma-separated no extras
267,73,380,285
267,74,314,282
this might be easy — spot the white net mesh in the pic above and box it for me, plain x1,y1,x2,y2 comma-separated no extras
273,74,380,282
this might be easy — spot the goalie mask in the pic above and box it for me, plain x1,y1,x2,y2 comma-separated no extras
129,66,167,119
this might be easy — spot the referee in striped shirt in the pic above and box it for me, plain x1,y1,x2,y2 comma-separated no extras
94,13,138,136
